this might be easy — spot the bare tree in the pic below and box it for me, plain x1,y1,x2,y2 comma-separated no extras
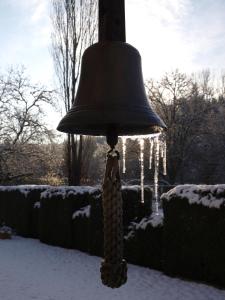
197,69,214,100
146,70,206,183
0,67,56,183
51,0,97,185
146,69,225,185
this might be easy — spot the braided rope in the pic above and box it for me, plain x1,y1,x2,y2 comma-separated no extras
100,151,127,288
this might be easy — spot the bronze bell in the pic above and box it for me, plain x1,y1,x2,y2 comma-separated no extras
57,41,166,136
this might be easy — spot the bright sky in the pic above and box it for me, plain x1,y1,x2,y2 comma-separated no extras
0,0,225,128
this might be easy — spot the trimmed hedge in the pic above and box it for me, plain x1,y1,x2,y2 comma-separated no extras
39,186,98,248
72,206,91,252
72,188,102,254
74,186,153,257
89,192,103,256
124,214,163,270
162,184,225,288
0,188,21,229
0,185,153,253
0,185,48,237
122,186,152,225
2,184,225,288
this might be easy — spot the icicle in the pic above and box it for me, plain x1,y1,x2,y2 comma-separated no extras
122,137,127,174
163,140,167,176
160,140,164,158
154,136,160,213
149,138,153,169
139,138,145,203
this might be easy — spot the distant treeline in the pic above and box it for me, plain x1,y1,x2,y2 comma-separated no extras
0,68,224,186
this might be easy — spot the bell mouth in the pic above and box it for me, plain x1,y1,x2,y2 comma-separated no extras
57,106,166,136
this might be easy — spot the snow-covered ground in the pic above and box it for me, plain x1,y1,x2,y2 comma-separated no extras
1,237,225,300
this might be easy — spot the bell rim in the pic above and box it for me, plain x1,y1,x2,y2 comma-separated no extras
57,107,167,136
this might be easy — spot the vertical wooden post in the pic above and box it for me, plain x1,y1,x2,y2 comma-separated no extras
98,0,126,42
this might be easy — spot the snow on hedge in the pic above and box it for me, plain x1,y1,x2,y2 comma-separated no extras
162,184,225,209
137,212,164,230
0,185,150,199
122,185,140,191
121,185,151,192
34,201,41,209
0,185,49,197
72,205,91,219
40,185,148,200
124,212,163,240
40,186,100,199
0,225,12,234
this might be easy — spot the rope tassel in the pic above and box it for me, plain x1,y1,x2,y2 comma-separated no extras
100,150,127,288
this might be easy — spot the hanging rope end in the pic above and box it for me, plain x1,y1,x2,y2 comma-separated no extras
100,259,127,288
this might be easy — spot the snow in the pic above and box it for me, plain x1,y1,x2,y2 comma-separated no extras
162,184,225,209
0,185,49,197
1,237,225,300
40,186,99,199
121,185,141,191
137,212,164,230
34,201,41,209
0,225,12,234
72,205,91,219
124,212,164,240
124,227,136,240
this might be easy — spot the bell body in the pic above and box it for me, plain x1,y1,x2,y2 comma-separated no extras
57,41,166,136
